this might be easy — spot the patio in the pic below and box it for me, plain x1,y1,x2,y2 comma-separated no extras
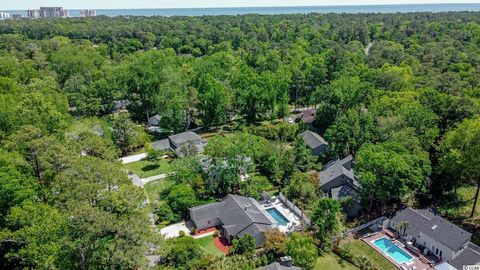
362,231,434,270
259,195,305,233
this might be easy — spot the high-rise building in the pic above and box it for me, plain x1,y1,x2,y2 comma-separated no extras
28,7,69,18
27,9,40,18
80,9,96,17
39,7,69,18
0,12,11,20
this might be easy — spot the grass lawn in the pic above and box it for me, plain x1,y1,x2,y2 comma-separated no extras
340,239,397,270
123,159,172,178
143,178,175,205
314,253,358,270
195,235,224,256
438,185,480,244
250,173,276,190
439,186,479,219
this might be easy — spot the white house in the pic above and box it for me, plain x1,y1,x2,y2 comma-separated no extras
388,207,480,269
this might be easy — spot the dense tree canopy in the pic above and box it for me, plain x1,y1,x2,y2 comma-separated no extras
1,9,480,269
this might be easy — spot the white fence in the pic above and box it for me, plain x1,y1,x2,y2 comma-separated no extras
348,216,387,234
332,216,388,242
278,193,312,227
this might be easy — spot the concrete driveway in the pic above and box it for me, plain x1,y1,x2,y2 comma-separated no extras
119,153,147,164
159,222,190,239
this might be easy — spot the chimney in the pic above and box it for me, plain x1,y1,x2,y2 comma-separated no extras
280,256,293,267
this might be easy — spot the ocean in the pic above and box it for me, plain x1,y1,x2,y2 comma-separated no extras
3,3,480,18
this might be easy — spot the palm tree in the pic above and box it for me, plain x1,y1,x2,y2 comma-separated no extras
357,255,374,270
393,221,410,238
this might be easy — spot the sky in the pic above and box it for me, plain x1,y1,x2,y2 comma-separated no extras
3,0,480,10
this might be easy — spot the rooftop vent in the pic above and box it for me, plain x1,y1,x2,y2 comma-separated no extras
431,225,438,230
280,256,293,267
244,203,251,211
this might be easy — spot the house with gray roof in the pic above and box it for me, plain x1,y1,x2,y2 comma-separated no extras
319,155,361,217
388,207,480,268
189,194,275,247
147,114,161,126
260,256,302,270
295,109,316,128
300,130,328,156
152,131,205,156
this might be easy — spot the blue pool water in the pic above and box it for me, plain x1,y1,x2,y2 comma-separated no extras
373,238,413,264
266,208,289,226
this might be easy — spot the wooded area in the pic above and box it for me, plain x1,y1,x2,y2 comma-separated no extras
0,11,479,269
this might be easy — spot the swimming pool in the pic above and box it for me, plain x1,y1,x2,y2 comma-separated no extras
266,208,289,226
373,237,413,264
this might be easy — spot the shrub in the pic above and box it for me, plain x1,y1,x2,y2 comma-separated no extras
231,234,256,256
247,123,298,141
155,202,179,223
190,227,197,235
213,230,220,238
340,244,354,262
179,230,186,237
146,144,165,162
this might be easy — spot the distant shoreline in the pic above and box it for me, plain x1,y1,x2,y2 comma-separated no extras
2,3,480,17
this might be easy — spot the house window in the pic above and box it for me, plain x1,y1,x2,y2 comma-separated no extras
435,248,439,255
439,250,443,258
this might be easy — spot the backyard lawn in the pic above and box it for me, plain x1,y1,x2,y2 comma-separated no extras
439,185,480,243
340,239,397,270
123,159,172,178
439,186,480,219
195,235,224,256
314,253,358,270
143,178,175,205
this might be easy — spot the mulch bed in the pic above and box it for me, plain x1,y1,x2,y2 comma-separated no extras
213,237,231,254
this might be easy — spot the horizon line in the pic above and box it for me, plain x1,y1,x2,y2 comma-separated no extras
2,2,480,11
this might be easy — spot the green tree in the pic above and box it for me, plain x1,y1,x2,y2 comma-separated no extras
324,109,374,156
196,74,231,127
166,184,198,219
284,172,318,211
262,229,287,262
163,235,203,268
110,112,148,155
311,198,342,248
293,136,312,172
286,233,317,269
439,116,480,217
0,201,67,269
231,234,256,256
356,141,431,209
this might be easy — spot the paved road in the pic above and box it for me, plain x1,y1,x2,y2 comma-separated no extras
119,153,147,164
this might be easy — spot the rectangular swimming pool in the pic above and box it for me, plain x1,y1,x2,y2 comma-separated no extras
266,208,289,226
373,237,413,264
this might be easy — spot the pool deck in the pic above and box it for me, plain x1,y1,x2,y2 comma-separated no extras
362,232,433,270
262,198,302,233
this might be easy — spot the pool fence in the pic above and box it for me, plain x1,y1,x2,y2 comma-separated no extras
278,193,311,227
